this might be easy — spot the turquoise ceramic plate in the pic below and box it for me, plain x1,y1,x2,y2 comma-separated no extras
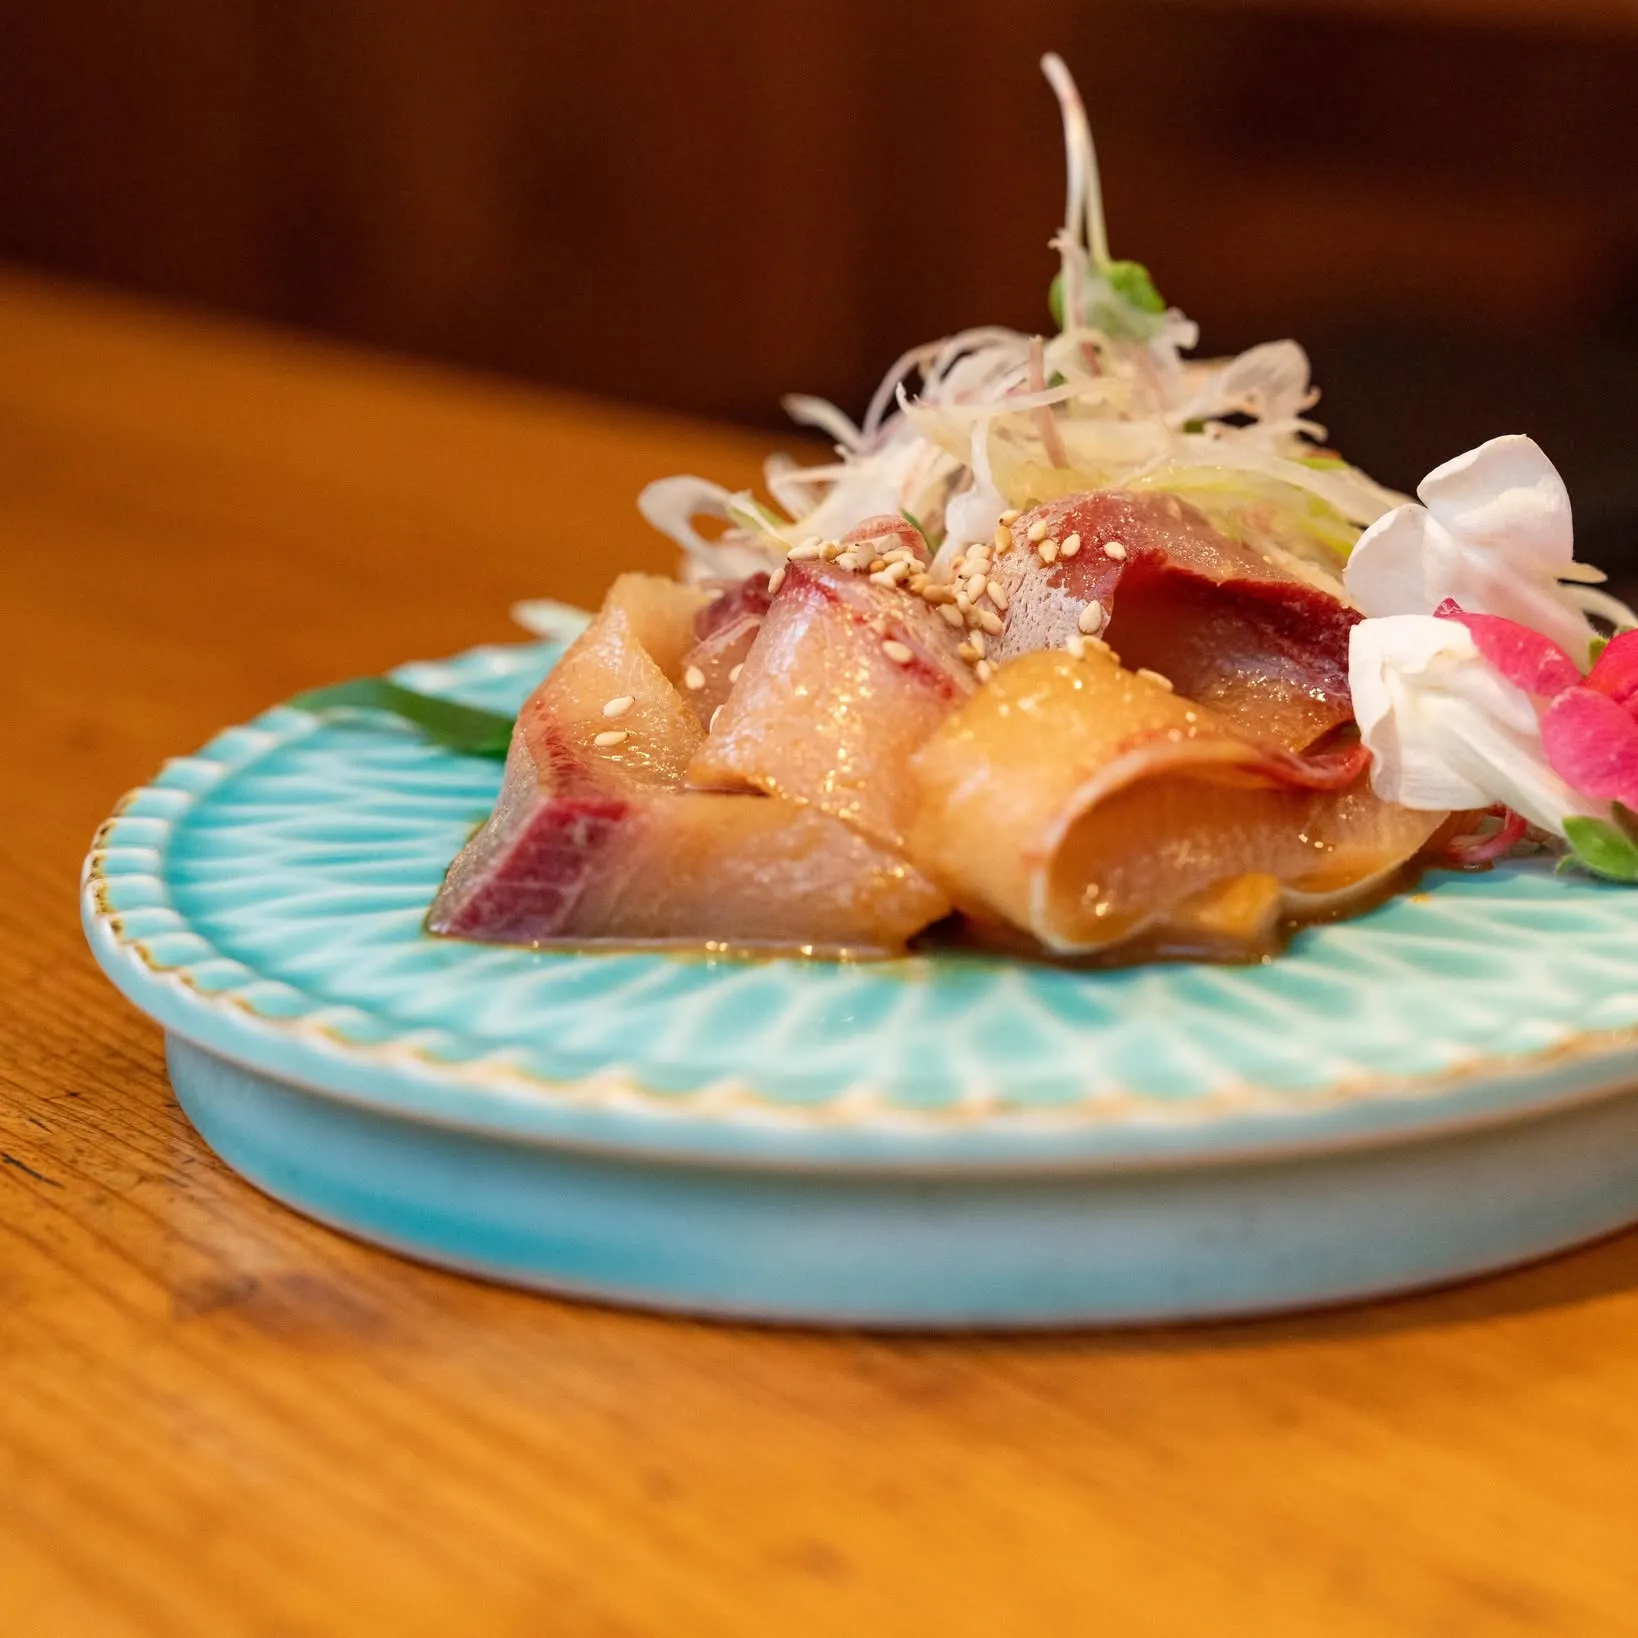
83,632,1638,1326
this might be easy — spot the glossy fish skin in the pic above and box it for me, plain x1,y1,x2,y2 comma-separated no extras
990,490,1359,751
429,572,947,952
908,647,1444,958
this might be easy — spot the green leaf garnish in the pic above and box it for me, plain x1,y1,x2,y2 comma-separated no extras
1562,815,1638,882
1104,259,1165,314
1590,634,1610,664
290,678,516,759
1050,261,1166,332
1298,454,1349,471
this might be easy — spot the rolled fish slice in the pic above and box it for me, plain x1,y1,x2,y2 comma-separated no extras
987,491,1359,751
428,572,947,953
908,647,1445,958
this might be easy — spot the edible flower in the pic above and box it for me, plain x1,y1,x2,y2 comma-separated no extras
1345,434,1616,663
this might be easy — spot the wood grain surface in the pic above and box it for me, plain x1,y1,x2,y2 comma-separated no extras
4,269,1638,1637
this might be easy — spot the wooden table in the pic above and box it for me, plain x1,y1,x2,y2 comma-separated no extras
4,268,1637,1637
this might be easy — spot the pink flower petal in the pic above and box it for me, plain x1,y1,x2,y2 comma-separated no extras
1434,599,1582,697
1585,629,1638,713
1540,686,1638,806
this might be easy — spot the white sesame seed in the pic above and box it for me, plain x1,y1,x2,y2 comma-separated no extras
909,573,931,594
957,641,980,662
956,593,973,614
964,572,987,600
868,557,888,574
593,729,628,748
1026,518,1050,543
922,584,955,604
884,560,911,583
1061,532,1082,558
977,608,1003,636
1064,633,1089,660
1038,540,1059,565
986,579,1009,611
883,548,918,566
1137,667,1174,692
975,658,994,683
729,663,744,684
994,525,1013,553
968,543,991,561
767,566,786,594
1077,599,1105,635
683,666,706,692
938,603,966,628
787,541,822,560
881,639,914,665
1103,538,1127,561
819,541,842,561
999,509,1020,526
602,694,635,719
969,629,987,658
834,553,861,573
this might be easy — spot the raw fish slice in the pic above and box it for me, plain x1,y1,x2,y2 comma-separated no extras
430,570,948,951
688,519,973,847
908,648,1444,958
677,612,763,729
430,786,945,954
518,571,709,795
989,491,1358,750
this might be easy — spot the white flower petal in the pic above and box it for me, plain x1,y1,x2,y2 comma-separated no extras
1416,434,1572,570
1344,505,1449,618
1348,614,1597,837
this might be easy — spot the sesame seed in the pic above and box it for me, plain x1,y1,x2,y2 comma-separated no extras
1061,532,1082,558
977,608,1003,635
956,593,973,614
938,603,966,628
994,526,1014,553
969,629,987,657
1103,538,1127,561
602,694,635,719
683,666,706,691
868,557,888,573
1026,519,1050,543
1137,667,1174,692
834,553,861,573
964,572,987,600
922,584,956,604
881,639,914,665
974,658,994,683
987,579,1009,611
883,548,918,566
819,541,842,561
1077,599,1105,635
1038,540,1059,565
787,541,822,560
729,663,744,684
999,509,1020,525
593,729,628,748
1064,633,1088,660
957,641,980,662
968,543,991,561
768,566,786,594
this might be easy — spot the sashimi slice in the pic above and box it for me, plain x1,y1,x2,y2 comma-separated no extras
987,491,1359,750
688,519,974,848
429,570,948,952
429,786,945,954
908,647,1445,958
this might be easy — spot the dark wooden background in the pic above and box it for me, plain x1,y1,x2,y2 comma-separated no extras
3,0,1636,549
